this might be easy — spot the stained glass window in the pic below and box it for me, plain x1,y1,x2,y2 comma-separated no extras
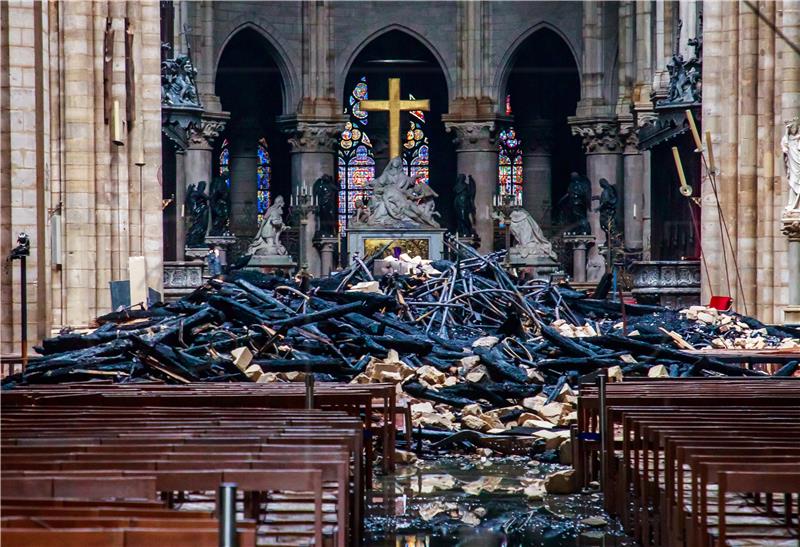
498,127,523,197
219,139,231,187
338,77,375,229
257,137,270,222
402,101,429,185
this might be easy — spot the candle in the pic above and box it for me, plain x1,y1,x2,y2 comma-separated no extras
705,130,716,174
685,109,703,151
633,203,637,219
672,146,688,188
137,147,144,166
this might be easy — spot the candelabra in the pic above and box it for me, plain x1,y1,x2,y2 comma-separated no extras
289,184,318,270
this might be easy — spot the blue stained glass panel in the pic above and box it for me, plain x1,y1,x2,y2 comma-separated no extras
257,139,270,222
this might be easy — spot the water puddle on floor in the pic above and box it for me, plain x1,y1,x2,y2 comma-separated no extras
364,456,637,547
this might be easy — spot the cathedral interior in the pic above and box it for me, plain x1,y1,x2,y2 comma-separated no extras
1,1,799,546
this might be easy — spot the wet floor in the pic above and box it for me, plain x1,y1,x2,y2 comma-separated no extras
364,456,638,547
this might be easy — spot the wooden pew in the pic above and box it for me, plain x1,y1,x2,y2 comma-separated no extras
575,378,800,547
2,387,374,546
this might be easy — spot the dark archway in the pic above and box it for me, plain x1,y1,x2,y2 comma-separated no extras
215,28,289,250
341,29,455,229
504,27,583,240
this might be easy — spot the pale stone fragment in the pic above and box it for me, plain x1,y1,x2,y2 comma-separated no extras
544,469,578,494
462,414,490,432
648,364,669,378
472,336,499,348
346,281,381,293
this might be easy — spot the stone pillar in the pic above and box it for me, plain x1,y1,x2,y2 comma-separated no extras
620,124,644,254
315,236,338,277
782,220,800,324
445,121,498,254
518,121,553,228
174,150,186,255
570,119,623,281
228,130,259,237
183,115,227,257
573,241,588,282
283,120,340,276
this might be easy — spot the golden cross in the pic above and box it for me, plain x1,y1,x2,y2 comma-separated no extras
359,77,430,160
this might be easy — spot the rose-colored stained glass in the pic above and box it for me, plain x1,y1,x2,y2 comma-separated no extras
403,119,429,185
338,76,376,229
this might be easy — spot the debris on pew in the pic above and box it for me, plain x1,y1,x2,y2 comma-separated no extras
3,237,798,458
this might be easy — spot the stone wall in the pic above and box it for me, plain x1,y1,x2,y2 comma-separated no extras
701,0,798,322
0,0,163,353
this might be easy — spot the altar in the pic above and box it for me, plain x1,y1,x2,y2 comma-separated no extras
344,78,445,265
346,227,446,263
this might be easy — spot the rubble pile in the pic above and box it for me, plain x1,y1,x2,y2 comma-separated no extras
5,238,799,452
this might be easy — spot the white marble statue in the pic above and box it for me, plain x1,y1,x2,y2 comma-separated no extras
508,208,557,260
782,119,800,212
354,156,441,228
247,195,288,256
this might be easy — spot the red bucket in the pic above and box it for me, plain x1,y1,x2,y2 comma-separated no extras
709,296,733,311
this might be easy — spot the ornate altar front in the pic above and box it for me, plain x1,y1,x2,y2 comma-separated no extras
346,227,446,264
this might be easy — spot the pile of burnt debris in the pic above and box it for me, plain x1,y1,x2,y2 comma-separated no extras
5,239,799,446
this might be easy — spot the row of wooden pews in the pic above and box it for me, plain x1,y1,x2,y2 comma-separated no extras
2,381,400,547
575,377,800,547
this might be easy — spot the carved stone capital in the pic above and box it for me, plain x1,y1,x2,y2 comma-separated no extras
186,117,227,149
618,123,640,154
284,122,341,154
569,119,623,154
445,121,496,151
782,216,800,241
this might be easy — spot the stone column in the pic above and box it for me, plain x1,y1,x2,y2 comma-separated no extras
570,119,623,280
228,123,259,237
283,120,340,276
620,124,644,254
781,0,800,324
518,121,553,229
183,115,227,257
782,220,800,324
315,237,338,277
174,150,186,255
445,121,498,254
573,241,588,282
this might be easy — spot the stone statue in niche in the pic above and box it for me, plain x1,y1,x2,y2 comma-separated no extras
248,196,288,256
161,52,200,108
354,156,441,228
598,178,618,233
559,172,592,235
453,173,477,237
185,181,209,247
508,208,557,260
208,176,231,237
313,174,339,237
782,118,800,212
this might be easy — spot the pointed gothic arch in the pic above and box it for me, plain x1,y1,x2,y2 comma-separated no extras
493,22,582,111
214,27,290,243
215,22,299,115
336,24,452,105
